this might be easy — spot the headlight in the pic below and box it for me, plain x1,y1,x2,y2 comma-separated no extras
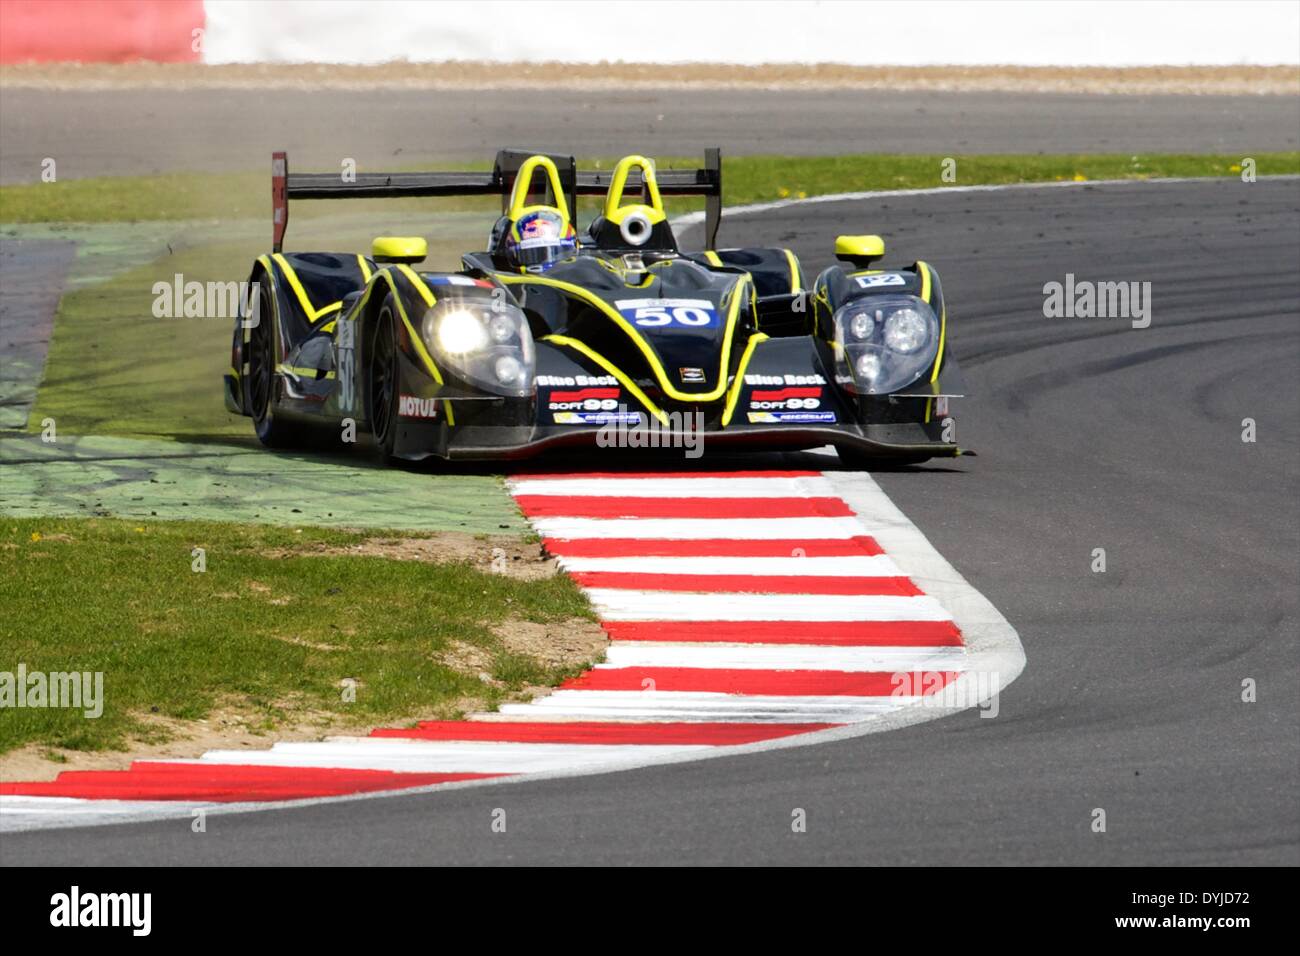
437,310,490,354
832,295,939,394
422,297,535,397
882,308,929,353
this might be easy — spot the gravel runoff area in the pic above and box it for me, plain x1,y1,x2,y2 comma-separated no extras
2,62,1297,95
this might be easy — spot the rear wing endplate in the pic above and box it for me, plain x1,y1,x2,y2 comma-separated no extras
271,147,722,252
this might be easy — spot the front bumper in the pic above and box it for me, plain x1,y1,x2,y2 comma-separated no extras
394,419,962,462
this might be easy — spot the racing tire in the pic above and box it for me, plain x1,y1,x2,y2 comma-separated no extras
367,295,401,461
246,274,293,448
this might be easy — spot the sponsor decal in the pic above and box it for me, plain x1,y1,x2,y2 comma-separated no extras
747,410,838,424
425,275,495,288
398,394,439,419
748,385,822,411
616,298,719,328
743,373,827,386
679,367,706,384
855,273,907,288
548,387,622,414
536,374,617,387
554,410,643,426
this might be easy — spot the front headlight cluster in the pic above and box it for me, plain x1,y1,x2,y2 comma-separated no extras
421,298,535,397
832,294,939,395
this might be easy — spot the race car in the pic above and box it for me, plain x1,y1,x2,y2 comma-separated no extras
223,148,967,465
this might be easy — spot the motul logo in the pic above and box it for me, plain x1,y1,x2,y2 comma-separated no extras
398,395,439,419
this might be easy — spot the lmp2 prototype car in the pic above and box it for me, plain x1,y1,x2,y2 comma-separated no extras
223,148,966,465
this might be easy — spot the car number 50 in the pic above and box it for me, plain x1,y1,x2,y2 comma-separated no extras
631,305,714,327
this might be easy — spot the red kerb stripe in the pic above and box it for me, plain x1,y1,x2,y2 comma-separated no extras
601,620,964,646
515,496,853,519
562,667,960,696
570,571,921,596
544,536,883,558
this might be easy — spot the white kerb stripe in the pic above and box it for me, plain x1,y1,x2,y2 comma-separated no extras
585,589,952,621
602,643,967,671
509,476,837,498
531,516,869,540
500,691,916,722
194,740,711,774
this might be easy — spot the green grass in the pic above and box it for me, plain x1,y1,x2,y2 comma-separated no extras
27,232,473,440
0,517,596,756
3,153,1293,224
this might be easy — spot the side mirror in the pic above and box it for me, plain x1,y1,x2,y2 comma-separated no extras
835,234,885,269
372,236,428,264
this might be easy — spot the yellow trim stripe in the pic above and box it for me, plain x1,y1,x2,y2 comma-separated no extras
720,332,770,427
276,363,336,381
783,249,803,294
396,263,437,308
269,253,342,322
357,255,372,283
499,273,750,403
702,250,723,267
378,268,454,425
542,335,668,425
918,260,945,384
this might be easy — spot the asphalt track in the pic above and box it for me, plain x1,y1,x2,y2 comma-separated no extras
1,88,1298,182
3,177,1296,865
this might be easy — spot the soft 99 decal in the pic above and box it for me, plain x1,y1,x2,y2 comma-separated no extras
615,298,719,328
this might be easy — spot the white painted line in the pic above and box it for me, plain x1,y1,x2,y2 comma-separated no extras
531,516,869,540
670,175,1300,234
603,642,967,671
556,554,903,576
585,588,951,621
509,476,838,498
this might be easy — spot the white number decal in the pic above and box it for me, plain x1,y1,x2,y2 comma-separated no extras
617,298,718,328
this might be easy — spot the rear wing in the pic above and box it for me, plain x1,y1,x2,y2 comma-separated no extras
271,147,722,252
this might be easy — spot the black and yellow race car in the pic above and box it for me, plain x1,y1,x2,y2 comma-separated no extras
223,148,966,465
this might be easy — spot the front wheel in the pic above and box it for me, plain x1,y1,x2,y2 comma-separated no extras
367,296,400,460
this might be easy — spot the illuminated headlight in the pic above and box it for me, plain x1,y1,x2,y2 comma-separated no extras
422,297,535,397
437,310,489,354
832,295,939,395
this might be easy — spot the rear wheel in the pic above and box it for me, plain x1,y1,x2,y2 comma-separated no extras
367,296,400,460
246,274,292,447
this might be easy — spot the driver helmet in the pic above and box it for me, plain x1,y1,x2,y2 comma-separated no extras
504,208,577,272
